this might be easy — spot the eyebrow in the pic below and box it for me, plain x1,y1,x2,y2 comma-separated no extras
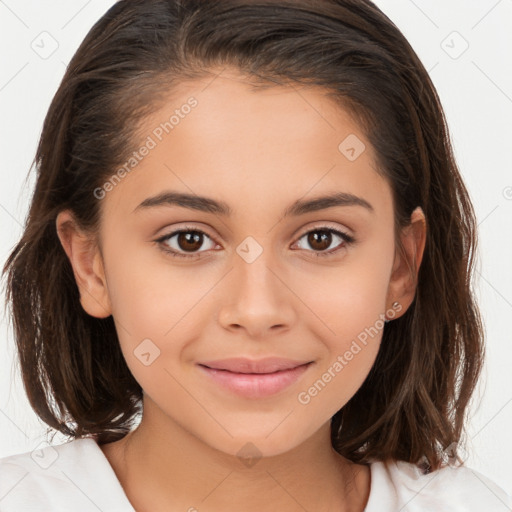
132,190,374,216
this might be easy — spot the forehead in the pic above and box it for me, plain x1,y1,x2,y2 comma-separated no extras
101,70,391,221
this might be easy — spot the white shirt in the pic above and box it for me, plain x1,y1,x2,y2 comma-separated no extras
0,437,511,511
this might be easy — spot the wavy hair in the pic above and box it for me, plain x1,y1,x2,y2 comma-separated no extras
2,0,484,470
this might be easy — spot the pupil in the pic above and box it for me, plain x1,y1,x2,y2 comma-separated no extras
178,231,202,252
309,230,331,251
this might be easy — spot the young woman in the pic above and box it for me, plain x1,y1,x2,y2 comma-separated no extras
2,1,511,510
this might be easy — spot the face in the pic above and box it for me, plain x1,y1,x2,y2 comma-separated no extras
59,69,422,458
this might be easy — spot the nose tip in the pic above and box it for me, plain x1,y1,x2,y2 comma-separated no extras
217,259,295,338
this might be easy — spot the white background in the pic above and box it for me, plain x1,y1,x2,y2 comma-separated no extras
1,0,511,498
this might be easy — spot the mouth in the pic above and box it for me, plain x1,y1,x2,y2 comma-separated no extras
198,357,313,374
196,358,314,399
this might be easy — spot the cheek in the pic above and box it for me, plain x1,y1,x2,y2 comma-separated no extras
291,232,393,343
290,237,394,413
104,233,209,335
102,217,394,427
102,238,223,387
293,278,387,423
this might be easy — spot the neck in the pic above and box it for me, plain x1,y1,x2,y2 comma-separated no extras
100,396,371,512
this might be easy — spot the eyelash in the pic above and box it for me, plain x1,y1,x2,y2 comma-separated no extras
155,225,356,260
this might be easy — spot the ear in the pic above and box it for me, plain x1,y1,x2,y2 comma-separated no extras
55,210,112,318
385,206,426,319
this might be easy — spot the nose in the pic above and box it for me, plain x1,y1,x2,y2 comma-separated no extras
217,251,296,339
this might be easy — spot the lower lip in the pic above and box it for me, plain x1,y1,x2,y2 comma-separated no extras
197,363,312,399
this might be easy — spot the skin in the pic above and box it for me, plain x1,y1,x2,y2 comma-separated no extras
56,68,426,512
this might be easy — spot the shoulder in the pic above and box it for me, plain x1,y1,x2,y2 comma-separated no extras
366,459,512,512
0,437,134,511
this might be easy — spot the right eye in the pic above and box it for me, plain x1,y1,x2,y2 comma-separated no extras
154,224,356,261
155,227,218,259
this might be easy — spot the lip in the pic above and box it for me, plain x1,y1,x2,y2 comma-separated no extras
199,357,312,373
197,358,314,399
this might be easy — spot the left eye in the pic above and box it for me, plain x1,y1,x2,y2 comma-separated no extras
155,226,355,259
293,227,355,257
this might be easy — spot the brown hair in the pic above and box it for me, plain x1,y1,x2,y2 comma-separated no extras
2,0,484,470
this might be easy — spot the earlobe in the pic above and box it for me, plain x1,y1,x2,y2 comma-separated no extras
386,206,426,318
55,210,112,318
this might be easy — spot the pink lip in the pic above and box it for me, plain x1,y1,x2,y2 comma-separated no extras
197,358,313,399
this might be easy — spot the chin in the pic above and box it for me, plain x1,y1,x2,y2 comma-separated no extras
202,426,308,463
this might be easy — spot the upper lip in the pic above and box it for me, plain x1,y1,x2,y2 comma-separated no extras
198,357,313,374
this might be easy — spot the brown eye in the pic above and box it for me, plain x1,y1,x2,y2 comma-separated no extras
156,228,217,259
175,231,204,252
306,230,333,251
294,227,355,258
